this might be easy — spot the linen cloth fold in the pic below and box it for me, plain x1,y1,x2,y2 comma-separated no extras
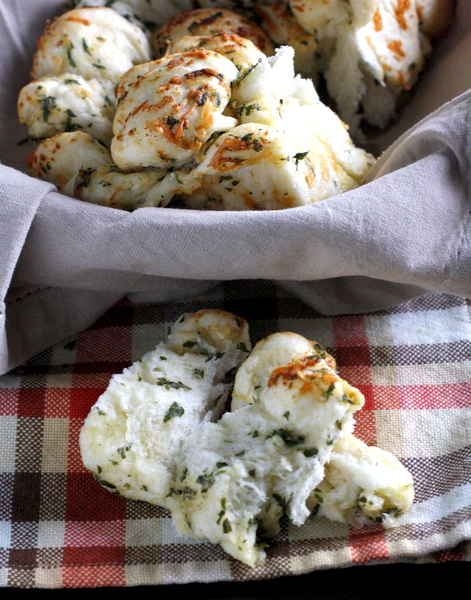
2,89,471,373
1,0,470,375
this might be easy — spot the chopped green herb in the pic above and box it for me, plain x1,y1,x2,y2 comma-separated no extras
237,342,250,353
157,378,191,391
293,151,309,168
182,486,196,499
82,37,92,55
76,167,96,189
269,428,305,447
66,44,76,68
222,518,232,533
302,447,318,457
326,383,336,397
234,59,262,86
196,472,215,493
94,473,116,489
117,444,131,459
40,96,57,123
163,401,185,422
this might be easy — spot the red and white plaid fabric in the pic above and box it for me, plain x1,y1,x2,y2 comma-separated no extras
1,280,470,589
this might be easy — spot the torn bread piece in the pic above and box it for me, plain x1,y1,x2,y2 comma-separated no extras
79,309,251,505
80,319,364,566
233,331,414,530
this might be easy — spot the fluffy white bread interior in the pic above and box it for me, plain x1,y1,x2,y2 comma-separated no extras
80,309,251,505
80,320,365,566
178,46,375,210
232,331,414,530
308,434,415,528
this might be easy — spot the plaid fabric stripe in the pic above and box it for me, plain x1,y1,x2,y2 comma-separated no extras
1,280,470,588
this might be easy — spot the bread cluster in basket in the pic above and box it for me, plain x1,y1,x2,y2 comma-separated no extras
18,4,380,211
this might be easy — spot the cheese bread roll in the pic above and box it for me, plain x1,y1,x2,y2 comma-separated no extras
18,73,116,145
28,131,184,209
179,47,375,210
152,7,274,57
231,331,338,410
165,32,267,70
111,49,239,169
31,7,151,85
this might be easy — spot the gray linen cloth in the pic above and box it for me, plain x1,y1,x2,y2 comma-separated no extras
1,0,470,374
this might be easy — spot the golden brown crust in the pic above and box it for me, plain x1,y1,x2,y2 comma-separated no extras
152,7,274,57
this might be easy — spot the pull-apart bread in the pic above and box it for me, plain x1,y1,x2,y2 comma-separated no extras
19,1,453,206
286,0,455,132
194,0,455,132
80,310,414,566
20,5,375,211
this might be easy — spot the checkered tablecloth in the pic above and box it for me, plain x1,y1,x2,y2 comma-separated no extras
1,279,470,589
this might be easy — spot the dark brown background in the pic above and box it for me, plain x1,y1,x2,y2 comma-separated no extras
3,562,471,598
